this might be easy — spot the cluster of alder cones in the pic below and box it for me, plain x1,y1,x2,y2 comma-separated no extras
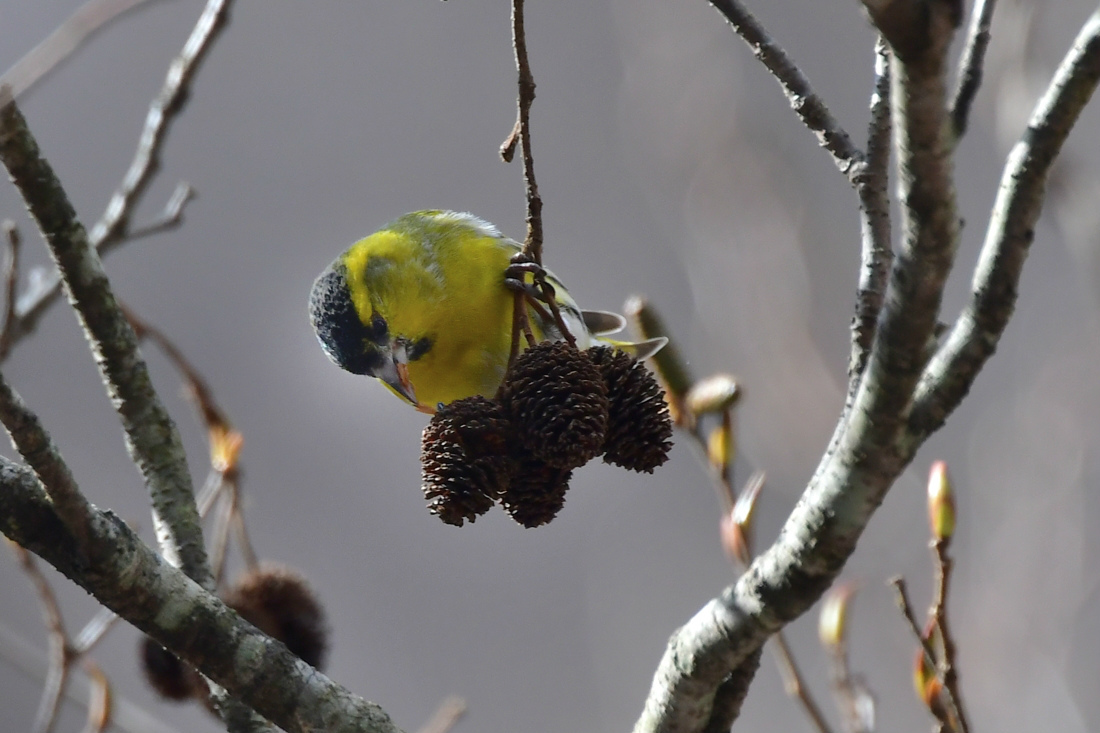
420,342,673,528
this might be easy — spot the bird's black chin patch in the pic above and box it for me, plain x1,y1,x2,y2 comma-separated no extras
309,263,385,375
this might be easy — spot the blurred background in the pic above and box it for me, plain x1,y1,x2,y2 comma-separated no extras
2,1,1099,731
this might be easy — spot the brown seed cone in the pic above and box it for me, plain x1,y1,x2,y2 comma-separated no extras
501,453,572,528
222,564,329,670
588,346,673,473
140,636,204,702
498,341,609,469
421,396,516,526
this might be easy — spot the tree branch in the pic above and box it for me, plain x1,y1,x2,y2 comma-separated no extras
849,38,894,389
708,0,864,178
0,458,403,733
0,369,93,557
0,92,210,588
0,0,160,99
635,2,965,730
950,0,998,140
908,9,1100,443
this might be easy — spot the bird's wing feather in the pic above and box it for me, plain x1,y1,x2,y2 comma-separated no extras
581,309,627,336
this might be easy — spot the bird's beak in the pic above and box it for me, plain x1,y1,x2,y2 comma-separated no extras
378,340,418,406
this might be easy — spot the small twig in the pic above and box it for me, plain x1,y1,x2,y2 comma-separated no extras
124,304,230,430
415,695,467,733
7,541,72,733
707,0,864,178
89,0,231,247
72,609,119,656
849,38,893,389
209,490,234,588
887,577,939,685
822,592,874,733
6,540,123,731
0,619,182,733
716,472,830,733
124,181,194,240
682,421,736,514
770,631,835,733
534,280,575,347
81,659,112,733
0,221,22,359
230,498,259,572
0,0,160,99
1,0,228,359
950,0,998,139
504,0,544,265
889,575,964,731
931,539,971,733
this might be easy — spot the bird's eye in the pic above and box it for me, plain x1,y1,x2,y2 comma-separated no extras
369,313,388,342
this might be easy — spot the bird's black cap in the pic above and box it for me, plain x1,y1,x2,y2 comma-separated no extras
309,263,384,375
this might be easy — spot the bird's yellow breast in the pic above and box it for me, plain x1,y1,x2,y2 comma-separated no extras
344,227,519,408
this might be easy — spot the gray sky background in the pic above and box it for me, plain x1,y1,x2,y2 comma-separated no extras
2,1,1100,732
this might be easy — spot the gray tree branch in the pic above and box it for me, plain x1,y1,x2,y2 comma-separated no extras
0,92,211,589
908,8,1100,444
0,458,403,733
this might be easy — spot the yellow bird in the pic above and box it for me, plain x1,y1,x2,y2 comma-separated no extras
309,210,664,413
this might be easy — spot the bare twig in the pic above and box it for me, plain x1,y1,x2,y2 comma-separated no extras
820,585,874,733
72,609,119,656
0,618,182,733
887,577,939,688
231,495,259,572
89,0,230,247
708,0,864,177
414,696,467,733
908,9,1100,443
2,0,227,358
81,659,112,733
931,539,971,733
888,575,965,732
8,541,72,733
770,632,834,733
125,181,195,240
0,0,160,99
503,0,543,264
5,540,127,732
950,0,998,139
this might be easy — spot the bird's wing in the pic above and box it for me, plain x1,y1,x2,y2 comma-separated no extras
581,309,627,336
